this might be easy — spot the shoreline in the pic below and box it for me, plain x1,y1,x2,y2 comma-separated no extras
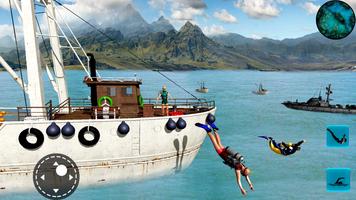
0,66,355,72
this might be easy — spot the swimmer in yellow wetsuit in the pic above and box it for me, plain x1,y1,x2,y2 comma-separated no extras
259,136,305,156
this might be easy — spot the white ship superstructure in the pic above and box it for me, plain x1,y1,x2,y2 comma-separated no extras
0,0,216,193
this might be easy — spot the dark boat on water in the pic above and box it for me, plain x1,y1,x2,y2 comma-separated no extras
282,84,356,114
253,83,268,95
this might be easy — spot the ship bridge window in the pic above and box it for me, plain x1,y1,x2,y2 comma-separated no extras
123,87,133,96
107,87,116,96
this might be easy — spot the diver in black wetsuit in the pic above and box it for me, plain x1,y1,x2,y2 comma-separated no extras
259,136,305,156
281,140,305,155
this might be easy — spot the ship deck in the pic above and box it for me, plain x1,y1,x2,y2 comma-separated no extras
2,98,215,121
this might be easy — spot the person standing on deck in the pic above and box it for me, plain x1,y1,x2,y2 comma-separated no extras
157,85,171,116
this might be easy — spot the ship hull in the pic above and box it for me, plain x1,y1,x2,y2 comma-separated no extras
252,90,268,95
0,108,215,193
196,88,208,93
282,103,356,114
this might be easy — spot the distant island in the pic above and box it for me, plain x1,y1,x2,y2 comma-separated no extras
1,4,356,71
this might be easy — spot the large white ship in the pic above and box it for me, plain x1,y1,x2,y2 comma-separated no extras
0,0,216,194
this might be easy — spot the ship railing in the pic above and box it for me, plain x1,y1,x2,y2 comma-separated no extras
144,98,215,109
16,100,54,121
95,77,142,82
15,98,215,121
16,98,89,121
67,98,92,107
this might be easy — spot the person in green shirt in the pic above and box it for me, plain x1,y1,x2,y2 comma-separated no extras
157,85,171,116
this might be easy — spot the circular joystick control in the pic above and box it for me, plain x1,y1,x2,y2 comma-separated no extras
33,153,80,199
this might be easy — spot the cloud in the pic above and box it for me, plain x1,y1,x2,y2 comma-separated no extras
148,0,166,10
170,0,207,21
0,1,9,10
203,24,227,35
234,0,292,19
303,2,320,15
0,24,22,39
343,0,356,10
250,34,262,39
55,0,134,26
302,1,355,15
0,0,18,10
344,0,356,6
213,9,237,23
148,0,207,22
171,7,204,21
276,0,293,4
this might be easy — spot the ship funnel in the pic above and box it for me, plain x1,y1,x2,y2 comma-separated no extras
87,53,98,106
87,53,97,80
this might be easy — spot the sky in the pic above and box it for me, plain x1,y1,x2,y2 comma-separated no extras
1,0,356,40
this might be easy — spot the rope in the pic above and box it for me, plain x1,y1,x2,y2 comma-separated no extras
155,70,200,100
35,16,54,68
9,0,28,114
53,0,116,42
53,0,199,100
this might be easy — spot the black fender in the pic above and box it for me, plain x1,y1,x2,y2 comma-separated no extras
18,128,44,150
78,126,100,147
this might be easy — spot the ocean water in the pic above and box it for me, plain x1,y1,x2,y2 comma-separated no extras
0,70,355,200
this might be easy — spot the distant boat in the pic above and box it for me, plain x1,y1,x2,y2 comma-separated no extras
253,83,268,95
196,82,209,93
282,84,356,114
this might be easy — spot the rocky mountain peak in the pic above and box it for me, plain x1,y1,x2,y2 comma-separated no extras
179,21,203,34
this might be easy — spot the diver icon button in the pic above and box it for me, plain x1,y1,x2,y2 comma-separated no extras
326,168,351,192
33,153,80,199
326,125,349,148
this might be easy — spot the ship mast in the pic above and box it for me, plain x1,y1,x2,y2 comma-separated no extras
44,0,69,105
326,84,332,103
21,0,46,118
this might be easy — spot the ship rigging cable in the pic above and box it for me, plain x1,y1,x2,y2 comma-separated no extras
35,15,64,78
52,0,199,100
8,0,28,114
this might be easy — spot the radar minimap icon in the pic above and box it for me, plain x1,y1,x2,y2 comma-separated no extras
316,0,355,40
33,154,80,199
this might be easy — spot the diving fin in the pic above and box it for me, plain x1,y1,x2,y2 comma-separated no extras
195,123,212,132
208,122,219,131
258,136,271,140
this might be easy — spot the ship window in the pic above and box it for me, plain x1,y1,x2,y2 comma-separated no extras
123,87,133,96
107,87,116,96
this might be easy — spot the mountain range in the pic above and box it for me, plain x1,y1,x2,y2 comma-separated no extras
0,35,15,53
1,3,356,71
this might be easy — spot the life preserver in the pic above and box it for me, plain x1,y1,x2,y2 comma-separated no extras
98,96,113,107
18,128,44,150
137,95,144,107
78,126,100,147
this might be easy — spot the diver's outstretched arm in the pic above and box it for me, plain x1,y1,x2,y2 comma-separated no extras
295,140,305,147
235,169,247,196
281,142,289,148
271,139,281,149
